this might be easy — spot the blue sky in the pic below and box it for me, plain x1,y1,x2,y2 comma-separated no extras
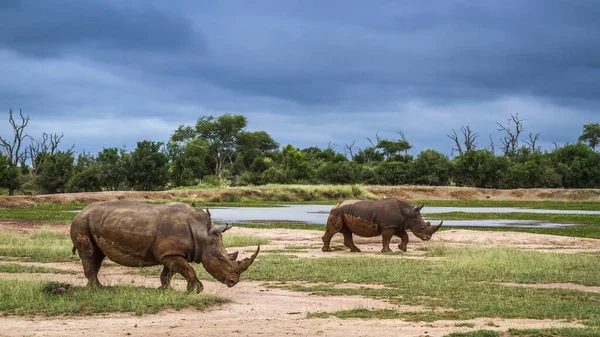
1,0,599,158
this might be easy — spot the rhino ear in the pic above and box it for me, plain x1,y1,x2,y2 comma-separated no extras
209,223,233,236
414,204,424,213
205,208,211,217
191,202,197,207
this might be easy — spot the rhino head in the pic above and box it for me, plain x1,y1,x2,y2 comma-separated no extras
404,204,443,241
201,224,260,287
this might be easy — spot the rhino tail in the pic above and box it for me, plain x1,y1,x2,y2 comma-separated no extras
72,245,77,255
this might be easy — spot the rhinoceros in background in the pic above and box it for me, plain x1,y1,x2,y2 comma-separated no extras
322,198,443,253
70,200,259,293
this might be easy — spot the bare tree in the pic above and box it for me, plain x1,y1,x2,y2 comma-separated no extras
27,132,72,175
447,129,463,156
326,141,337,151
397,131,410,155
447,125,478,156
365,131,382,149
523,132,541,153
497,113,524,156
0,109,31,167
344,140,356,160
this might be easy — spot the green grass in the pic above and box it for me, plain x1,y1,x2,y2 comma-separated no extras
0,228,77,262
444,331,500,337
0,279,225,316
222,234,270,247
507,327,600,336
0,203,85,223
424,212,600,239
243,247,600,323
0,263,76,274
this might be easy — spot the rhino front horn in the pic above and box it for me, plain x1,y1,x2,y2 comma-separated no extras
236,245,260,273
432,220,443,233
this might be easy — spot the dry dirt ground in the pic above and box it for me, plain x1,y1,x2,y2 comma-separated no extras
0,187,599,337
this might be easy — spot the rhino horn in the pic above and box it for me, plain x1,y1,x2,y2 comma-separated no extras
236,245,260,273
228,251,239,261
209,223,233,236
432,220,443,233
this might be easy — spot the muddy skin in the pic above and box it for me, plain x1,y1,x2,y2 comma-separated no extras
322,198,443,253
70,200,259,293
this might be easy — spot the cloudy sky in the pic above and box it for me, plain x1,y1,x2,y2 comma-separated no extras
1,0,599,158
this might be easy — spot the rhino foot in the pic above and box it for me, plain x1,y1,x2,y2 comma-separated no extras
350,248,361,253
187,280,204,293
322,247,332,252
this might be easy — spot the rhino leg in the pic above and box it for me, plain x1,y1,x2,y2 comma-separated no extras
161,256,204,293
74,234,105,288
159,266,174,290
341,227,361,252
395,230,409,252
381,229,394,253
322,214,343,252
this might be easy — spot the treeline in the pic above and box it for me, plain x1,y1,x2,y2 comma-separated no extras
1,109,600,195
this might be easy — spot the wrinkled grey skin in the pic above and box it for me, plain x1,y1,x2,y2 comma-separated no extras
70,200,259,293
322,198,443,253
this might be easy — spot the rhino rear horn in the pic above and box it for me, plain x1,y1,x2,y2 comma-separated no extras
209,223,233,236
228,251,239,261
236,245,260,273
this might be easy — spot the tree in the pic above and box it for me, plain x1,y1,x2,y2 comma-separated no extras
35,151,75,194
497,113,524,156
280,144,313,183
68,152,102,192
0,109,31,194
167,138,209,187
27,132,71,176
578,123,600,151
233,130,279,174
551,143,600,188
447,125,478,156
127,141,169,191
451,150,510,188
173,114,248,178
0,153,20,194
411,150,451,186
0,109,30,168
96,147,129,190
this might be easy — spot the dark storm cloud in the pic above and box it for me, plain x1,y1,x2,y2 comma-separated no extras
0,0,201,58
1,0,599,155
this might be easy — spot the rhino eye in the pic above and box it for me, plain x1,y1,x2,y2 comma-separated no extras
217,255,225,261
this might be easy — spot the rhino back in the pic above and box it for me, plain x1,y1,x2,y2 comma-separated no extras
81,200,207,267
334,199,406,235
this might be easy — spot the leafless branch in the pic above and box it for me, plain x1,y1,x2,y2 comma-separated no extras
523,132,541,153
344,141,356,159
0,108,31,167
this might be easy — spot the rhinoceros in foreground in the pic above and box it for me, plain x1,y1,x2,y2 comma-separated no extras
70,200,259,293
322,198,443,253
